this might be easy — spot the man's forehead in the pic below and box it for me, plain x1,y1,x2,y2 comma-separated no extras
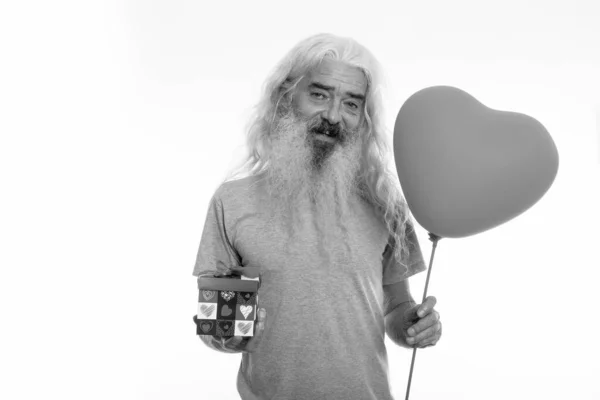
304,59,367,95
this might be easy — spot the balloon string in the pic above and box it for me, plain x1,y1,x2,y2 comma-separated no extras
405,233,441,400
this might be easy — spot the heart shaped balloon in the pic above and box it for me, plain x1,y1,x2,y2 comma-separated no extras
393,86,559,238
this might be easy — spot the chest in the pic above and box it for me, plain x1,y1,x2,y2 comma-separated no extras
231,199,388,292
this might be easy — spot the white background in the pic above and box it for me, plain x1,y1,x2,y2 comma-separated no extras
1,0,599,399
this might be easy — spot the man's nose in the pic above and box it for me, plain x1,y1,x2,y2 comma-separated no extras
322,101,342,125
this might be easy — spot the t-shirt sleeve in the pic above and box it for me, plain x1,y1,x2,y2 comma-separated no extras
382,220,427,285
192,193,241,277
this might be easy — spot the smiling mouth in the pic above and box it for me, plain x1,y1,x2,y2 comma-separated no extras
312,130,338,142
315,133,336,142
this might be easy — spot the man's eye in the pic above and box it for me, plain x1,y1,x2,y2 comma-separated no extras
346,102,359,109
311,92,326,99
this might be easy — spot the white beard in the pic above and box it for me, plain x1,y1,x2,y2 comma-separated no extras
264,111,363,260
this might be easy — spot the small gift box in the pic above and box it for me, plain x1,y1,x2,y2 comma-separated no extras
194,268,260,337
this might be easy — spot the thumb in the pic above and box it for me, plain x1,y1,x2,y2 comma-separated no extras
403,301,421,322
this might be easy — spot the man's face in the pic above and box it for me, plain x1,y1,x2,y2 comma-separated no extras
291,59,368,150
264,58,368,234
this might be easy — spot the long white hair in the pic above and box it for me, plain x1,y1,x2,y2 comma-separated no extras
226,33,413,268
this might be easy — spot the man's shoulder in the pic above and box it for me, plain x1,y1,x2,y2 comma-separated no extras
213,173,266,203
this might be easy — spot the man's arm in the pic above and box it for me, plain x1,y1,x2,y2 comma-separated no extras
383,279,416,348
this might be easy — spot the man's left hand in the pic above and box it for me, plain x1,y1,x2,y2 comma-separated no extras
403,296,442,348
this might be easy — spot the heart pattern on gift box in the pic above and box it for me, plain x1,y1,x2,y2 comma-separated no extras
237,292,256,304
238,322,251,335
200,304,215,317
202,290,215,301
240,305,253,319
221,291,235,302
221,305,233,317
196,283,259,338
200,322,213,333
217,320,234,336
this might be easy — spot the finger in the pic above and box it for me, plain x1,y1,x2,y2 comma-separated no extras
245,308,266,353
403,303,421,324
407,310,440,337
407,321,442,346
245,308,266,352
417,296,437,318
415,328,442,348
417,339,437,349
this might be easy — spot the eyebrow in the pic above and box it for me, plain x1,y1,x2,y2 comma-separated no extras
308,82,366,102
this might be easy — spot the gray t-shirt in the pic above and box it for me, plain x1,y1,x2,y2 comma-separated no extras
193,174,426,400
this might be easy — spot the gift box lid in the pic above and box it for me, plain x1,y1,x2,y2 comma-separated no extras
197,266,261,291
198,277,259,292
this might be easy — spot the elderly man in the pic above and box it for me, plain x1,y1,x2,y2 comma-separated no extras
193,33,442,400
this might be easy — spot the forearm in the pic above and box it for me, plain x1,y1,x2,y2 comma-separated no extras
385,300,416,348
